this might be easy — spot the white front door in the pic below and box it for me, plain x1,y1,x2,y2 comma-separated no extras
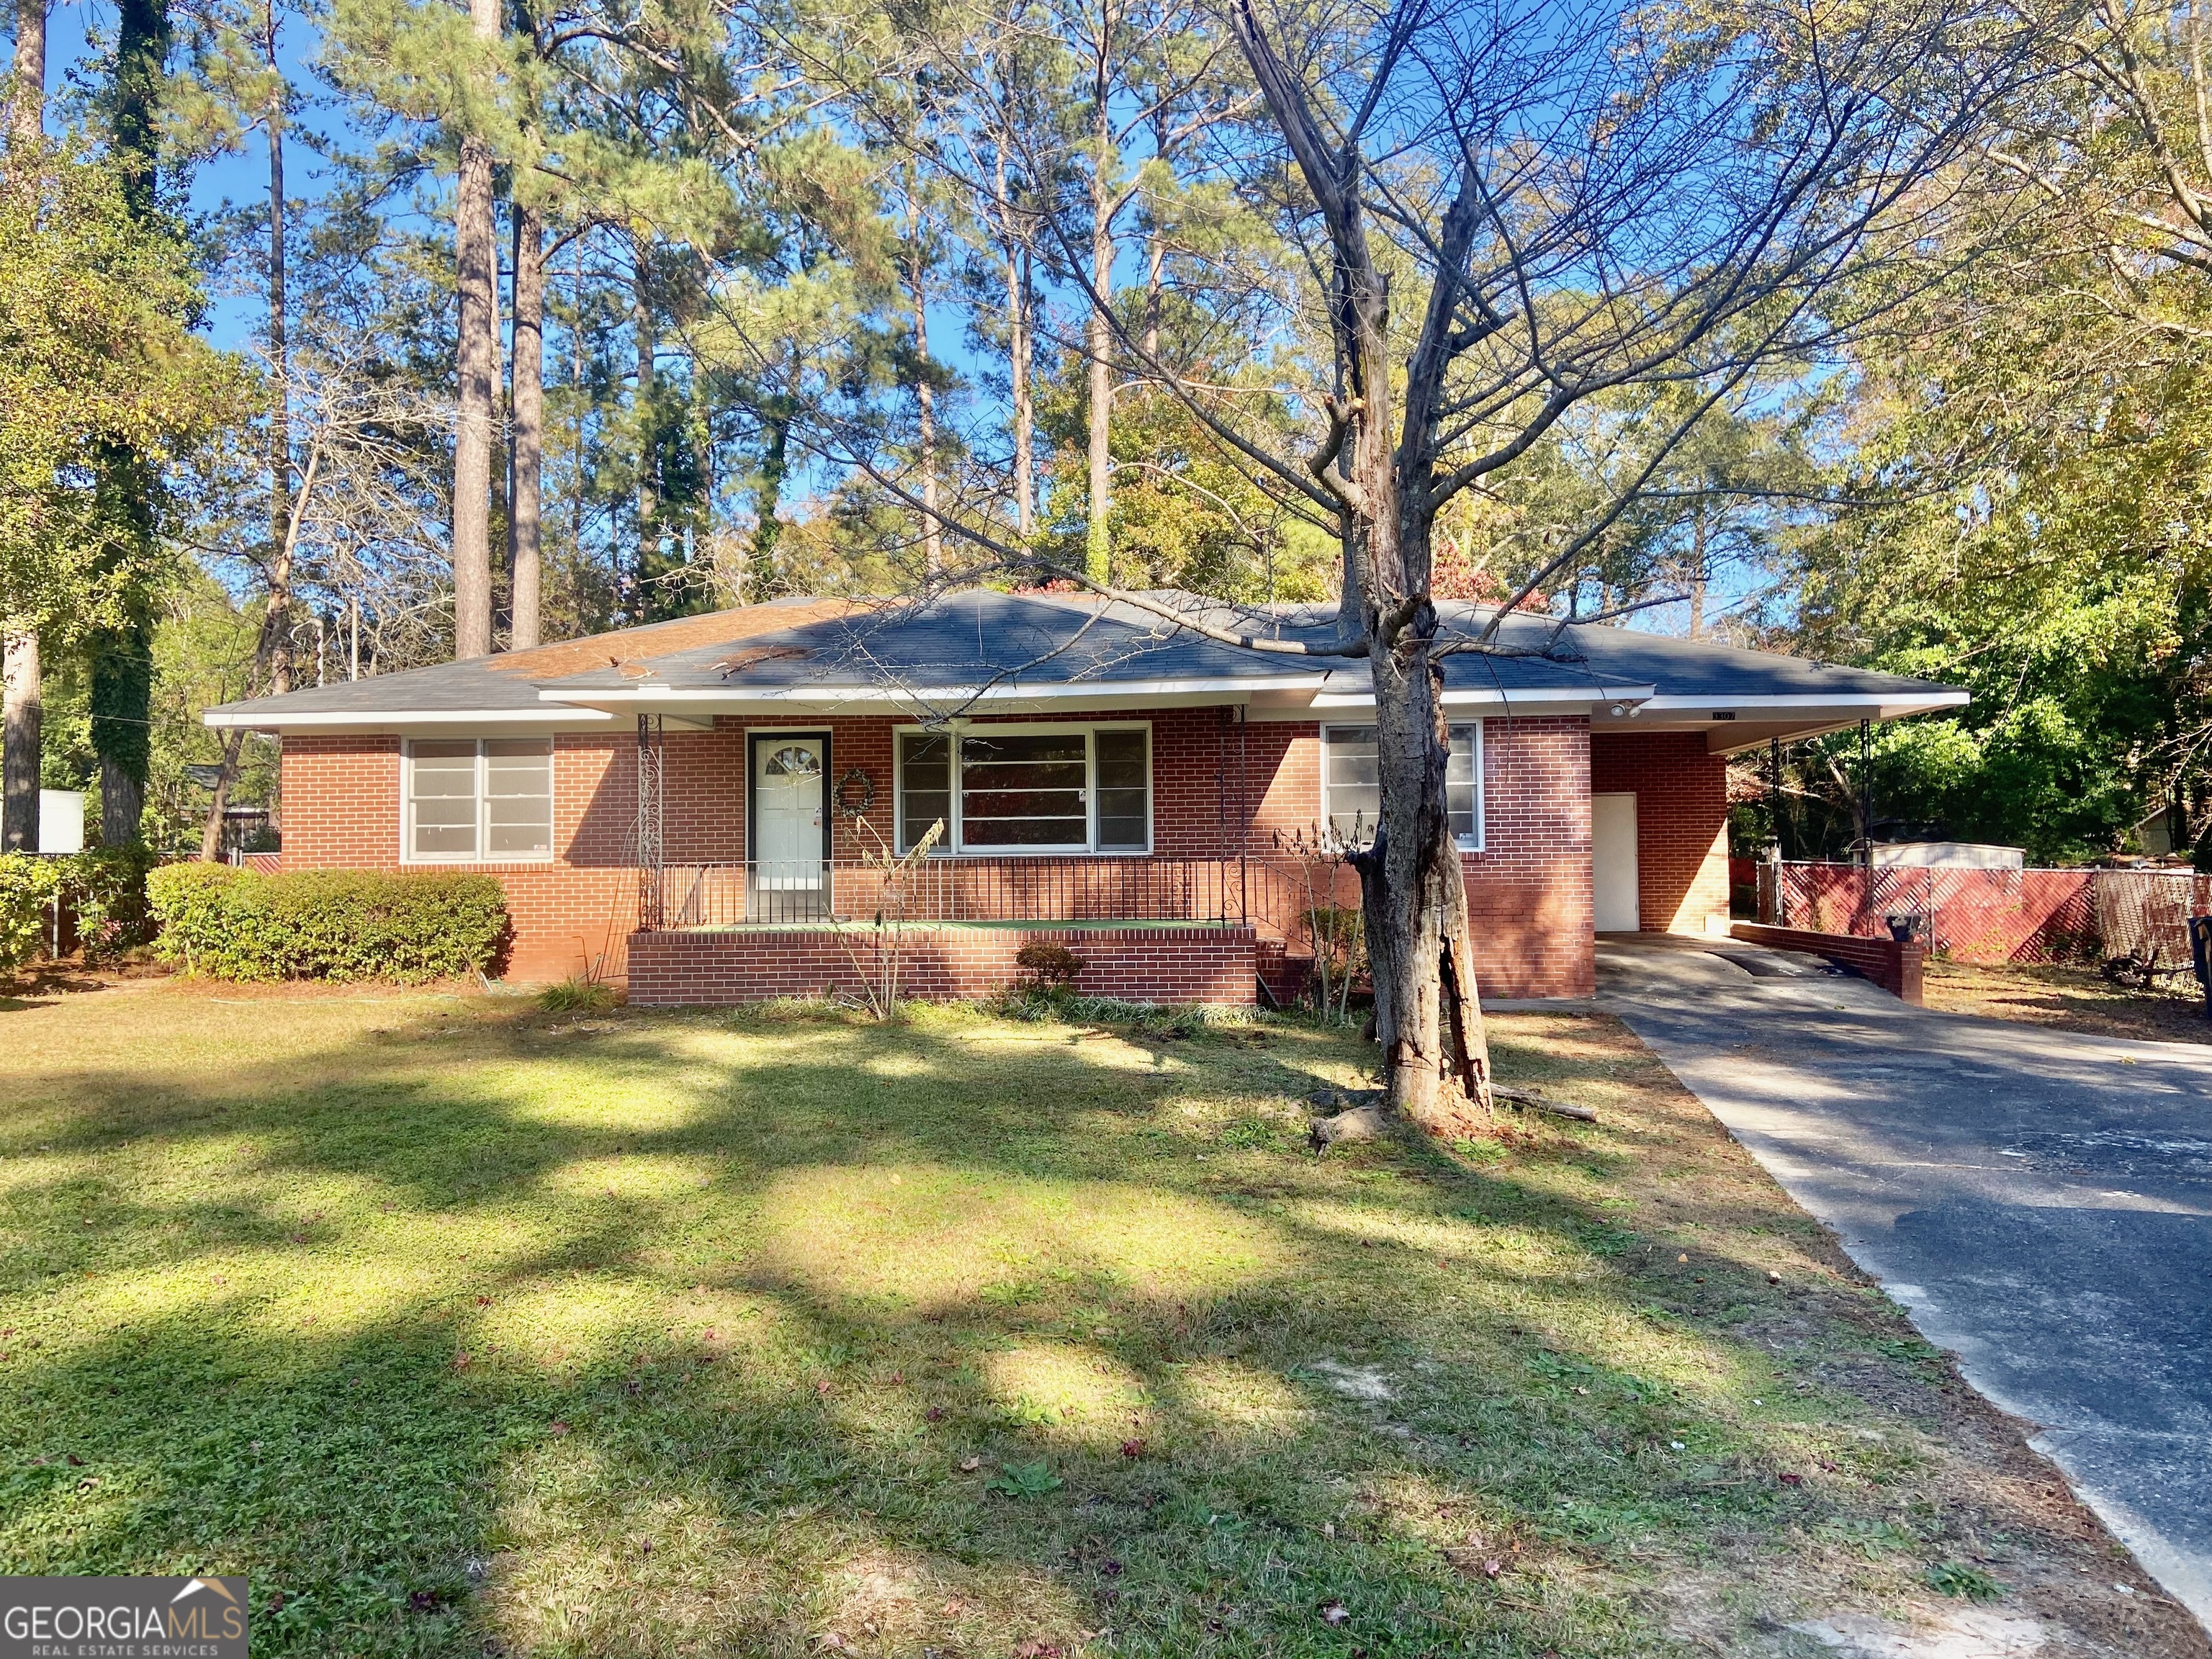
1592,791,1640,932
754,737,825,889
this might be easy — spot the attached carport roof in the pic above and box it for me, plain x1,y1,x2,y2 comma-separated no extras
206,588,1964,750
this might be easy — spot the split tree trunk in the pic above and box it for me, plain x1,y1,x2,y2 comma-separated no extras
508,206,545,648
449,0,501,660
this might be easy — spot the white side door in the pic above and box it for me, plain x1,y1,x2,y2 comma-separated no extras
754,737,825,889
1592,791,1640,933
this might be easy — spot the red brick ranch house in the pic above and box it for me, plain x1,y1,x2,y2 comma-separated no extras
205,590,1965,1004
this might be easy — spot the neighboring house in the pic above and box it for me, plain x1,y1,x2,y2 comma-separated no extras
204,590,1966,1004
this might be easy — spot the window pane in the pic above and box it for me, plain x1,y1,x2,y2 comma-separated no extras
411,743,478,857
898,732,951,853
1094,729,1149,850
1448,726,1480,847
961,732,1087,847
485,739,553,856
1326,727,1379,845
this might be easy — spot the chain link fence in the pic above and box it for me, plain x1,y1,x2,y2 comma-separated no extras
1773,863,2211,971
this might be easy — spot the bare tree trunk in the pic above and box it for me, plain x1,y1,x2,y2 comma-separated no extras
198,727,245,861
8,0,42,148
1084,89,1116,584
1,636,37,853
449,0,500,660
509,205,544,648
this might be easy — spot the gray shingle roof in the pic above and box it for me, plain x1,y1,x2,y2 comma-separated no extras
206,588,1958,724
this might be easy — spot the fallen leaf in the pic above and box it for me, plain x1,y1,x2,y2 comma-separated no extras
959,1456,981,1473
64,1454,83,1467
549,1421,570,1436
1778,1472,1803,1486
925,1405,946,1423
814,1380,833,1396
1319,1600,1350,1626
1120,1439,1146,1459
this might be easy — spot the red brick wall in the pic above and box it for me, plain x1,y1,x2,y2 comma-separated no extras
627,925,1259,1005
1239,715,1593,999
1589,731,1730,935
1730,922,1924,1003
276,709,1599,998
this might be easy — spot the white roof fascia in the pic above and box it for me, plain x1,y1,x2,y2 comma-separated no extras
1637,690,1969,714
203,706,618,732
1310,683,1658,711
536,673,1329,708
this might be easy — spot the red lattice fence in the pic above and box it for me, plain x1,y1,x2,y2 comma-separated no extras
1773,863,2209,968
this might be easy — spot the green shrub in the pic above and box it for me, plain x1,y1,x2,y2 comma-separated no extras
539,976,619,1015
146,865,508,982
0,849,158,970
1013,939,1084,988
0,855,63,970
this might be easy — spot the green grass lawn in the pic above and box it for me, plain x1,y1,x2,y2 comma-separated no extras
0,980,2190,1658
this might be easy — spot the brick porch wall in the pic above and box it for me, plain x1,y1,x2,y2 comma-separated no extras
627,925,1259,1005
1588,730,1730,934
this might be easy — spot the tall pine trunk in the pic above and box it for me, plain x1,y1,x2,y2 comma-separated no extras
631,240,656,622
907,245,942,575
264,78,292,696
3,0,45,853
91,0,167,847
994,144,1034,541
1010,243,1033,539
1084,90,1115,584
508,206,544,647
1,637,36,853
202,41,291,860
6,0,40,145
449,0,500,659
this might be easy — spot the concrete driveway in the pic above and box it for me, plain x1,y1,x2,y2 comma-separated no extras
1597,937,2212,1629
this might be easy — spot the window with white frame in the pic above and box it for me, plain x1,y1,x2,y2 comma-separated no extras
895,724,1151,854
1321,724,1483,850
405,738,554,860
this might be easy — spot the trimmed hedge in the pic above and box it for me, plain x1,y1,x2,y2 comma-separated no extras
146,865,509,982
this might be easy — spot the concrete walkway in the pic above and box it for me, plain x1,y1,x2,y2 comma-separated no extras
1596,936,2212,1629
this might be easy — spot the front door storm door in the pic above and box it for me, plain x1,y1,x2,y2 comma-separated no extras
750,732,828,917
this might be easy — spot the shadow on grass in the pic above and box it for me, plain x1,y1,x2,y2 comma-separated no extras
0,997,2085,1657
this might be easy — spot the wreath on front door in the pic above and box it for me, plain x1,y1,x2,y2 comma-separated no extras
833,767,876,819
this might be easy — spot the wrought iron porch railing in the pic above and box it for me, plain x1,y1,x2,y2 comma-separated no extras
639,855,1334,940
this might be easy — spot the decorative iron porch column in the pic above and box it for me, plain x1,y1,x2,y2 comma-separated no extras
636,714,665,930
